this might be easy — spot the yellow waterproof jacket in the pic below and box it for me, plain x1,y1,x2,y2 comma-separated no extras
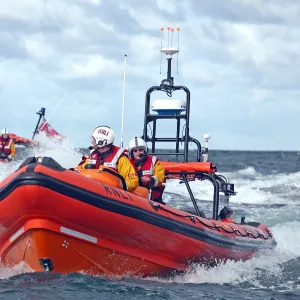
129,155,165,201
0,138,16,158
116,156,139,192
10,142,16,157
152,160,165,186
129,155,165,186
79,152,138,193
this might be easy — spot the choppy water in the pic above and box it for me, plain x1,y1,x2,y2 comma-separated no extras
0,137,299,300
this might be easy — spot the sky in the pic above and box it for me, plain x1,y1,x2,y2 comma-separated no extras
0,0,300,151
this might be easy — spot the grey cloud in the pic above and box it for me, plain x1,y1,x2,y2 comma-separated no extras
56,76,115,92
0,0,299,150
0,17,32,32
0,1,186,90
0,15,64,34
260,69,300,90
114,0,185,22
0,35,26,59
87,1,143,35
185,0,300,25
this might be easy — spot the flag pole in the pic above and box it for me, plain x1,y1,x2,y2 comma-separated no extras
120,54,127,148
32,107,46,140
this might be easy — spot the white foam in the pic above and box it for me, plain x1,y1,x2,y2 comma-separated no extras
0,132,84,181
156,221,300,287
272,220,300,256
163,166,300,206
0,261,33,279
32,132,83,168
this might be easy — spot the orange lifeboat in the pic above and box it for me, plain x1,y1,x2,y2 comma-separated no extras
0,157,276,278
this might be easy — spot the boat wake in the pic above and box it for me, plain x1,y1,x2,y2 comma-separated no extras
147,220,300,291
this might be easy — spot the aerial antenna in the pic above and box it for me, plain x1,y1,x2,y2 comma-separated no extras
170,27,174,47
120,54,127,148
160,27,164,74
159,26,180,96
177,27,180,74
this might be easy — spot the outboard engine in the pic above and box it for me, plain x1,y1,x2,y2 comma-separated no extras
215,173,236,205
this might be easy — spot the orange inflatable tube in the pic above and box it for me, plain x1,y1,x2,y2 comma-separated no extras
76,167,125,190
76,167,149,198
160,161,216,175
9,133,39,146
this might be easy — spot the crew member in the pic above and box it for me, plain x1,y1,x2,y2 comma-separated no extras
0,128,16,162
128,137,165,203
77,126,138,193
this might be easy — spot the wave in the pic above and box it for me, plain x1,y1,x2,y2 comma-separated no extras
155,221,300,289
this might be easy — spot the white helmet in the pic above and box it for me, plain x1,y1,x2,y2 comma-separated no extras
128,137,148,155
92,126,114,148
1,128,8,135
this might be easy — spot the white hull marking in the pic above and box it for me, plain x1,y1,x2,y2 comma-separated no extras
10,227,25,243
60,226,97,243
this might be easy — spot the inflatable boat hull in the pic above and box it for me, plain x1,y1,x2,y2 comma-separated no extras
0,159,276,277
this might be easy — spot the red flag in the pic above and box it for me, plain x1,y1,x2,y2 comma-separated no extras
38,118,65,142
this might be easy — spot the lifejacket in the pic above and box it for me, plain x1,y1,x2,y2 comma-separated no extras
85,145,127,170
129,155,164,201
0,137,13,158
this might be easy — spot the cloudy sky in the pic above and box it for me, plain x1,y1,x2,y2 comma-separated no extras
1,0,300,151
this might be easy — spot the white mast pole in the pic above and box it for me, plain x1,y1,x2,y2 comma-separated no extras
120,54,127,148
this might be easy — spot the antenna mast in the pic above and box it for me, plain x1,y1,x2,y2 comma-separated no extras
120,54,127,148
159,27,180,88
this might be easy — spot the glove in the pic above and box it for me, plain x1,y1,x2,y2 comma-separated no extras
142,176,155,188
149,176,155,187
141,176,151,186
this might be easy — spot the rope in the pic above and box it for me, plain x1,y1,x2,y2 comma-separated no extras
153,203,271,240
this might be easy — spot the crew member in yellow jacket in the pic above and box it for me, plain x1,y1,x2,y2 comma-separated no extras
128,137,165,203
77,126,138,193
0,128,16,162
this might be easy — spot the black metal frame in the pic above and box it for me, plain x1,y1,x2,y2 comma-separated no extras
140,53,237,219
165,171,236,220
142,57,202,163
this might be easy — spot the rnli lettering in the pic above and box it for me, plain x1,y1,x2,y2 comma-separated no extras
128,173,136,180
101,183,132,200
110,187,121,197
119,190,132,200
101,183,112,194
98,129,109,136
